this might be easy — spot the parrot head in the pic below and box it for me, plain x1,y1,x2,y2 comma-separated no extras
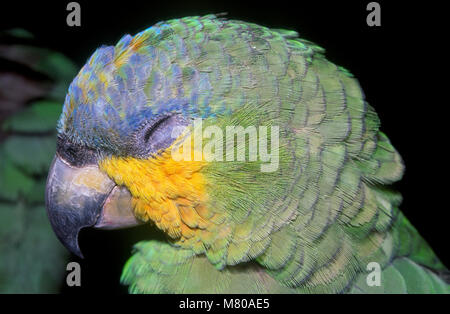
46,29,211,258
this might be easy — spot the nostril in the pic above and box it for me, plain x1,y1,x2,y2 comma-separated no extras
57,135,99,167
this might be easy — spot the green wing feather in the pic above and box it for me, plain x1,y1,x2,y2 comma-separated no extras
118,15,448,293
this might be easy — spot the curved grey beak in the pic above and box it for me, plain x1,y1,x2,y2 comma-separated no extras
45,155,142,258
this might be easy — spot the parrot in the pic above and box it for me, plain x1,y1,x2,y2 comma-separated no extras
0,28,77,293
45,14,449,294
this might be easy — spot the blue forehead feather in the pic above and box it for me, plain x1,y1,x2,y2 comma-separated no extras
58,25,214,153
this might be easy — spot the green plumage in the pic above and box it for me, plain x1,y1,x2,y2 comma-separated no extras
67,15,447,293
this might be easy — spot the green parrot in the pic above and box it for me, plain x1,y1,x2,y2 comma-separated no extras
45,15,449,294
0,29,77,293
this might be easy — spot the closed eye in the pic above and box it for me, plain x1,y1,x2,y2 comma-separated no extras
144,115,172,143
128,113,188,158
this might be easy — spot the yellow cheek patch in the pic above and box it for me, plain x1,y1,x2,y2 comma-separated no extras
99,139,213,240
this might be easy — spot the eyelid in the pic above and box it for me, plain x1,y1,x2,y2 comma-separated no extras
144,114,172,142
123,112,188,158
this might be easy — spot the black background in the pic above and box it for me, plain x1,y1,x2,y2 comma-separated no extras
0,0,447,294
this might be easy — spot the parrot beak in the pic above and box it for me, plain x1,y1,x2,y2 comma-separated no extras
45,155,142,258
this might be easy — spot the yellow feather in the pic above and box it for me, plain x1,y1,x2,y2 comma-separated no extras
99,136,213,241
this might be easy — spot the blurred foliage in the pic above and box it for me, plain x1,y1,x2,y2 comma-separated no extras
0,29,78,293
